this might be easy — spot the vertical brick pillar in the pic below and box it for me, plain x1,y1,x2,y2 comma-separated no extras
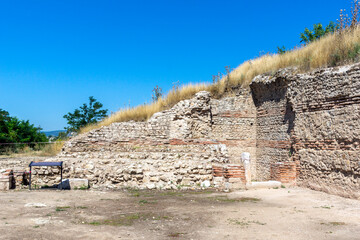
0,169,14,190
212,165,246,189
270,162,297,184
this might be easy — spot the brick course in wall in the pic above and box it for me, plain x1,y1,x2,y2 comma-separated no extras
251,63,360,198
212,164,246,186
295,95,360,112
270,161,299,184
11,91,256,190
2,64,360,198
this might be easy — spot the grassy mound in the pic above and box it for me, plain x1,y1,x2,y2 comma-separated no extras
81,26,360,134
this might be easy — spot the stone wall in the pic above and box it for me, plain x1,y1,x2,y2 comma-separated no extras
210,90,257,178
1,63,359,198
251,72,294,181
47,91,256,190
288,64,360,199
251,63,360,198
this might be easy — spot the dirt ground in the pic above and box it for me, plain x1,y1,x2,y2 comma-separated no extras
0,187,359,240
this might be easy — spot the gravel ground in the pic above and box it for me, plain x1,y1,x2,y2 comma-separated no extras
0,186,359,240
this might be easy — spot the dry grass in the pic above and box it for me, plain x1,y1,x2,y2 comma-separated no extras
0,141,64,157
81,26,360,133
80,83,210,133
227,26,360,87
40,141,64,156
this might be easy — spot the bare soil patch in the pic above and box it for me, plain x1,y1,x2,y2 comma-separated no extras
0,187,359,239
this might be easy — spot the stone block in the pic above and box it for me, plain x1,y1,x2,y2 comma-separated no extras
246,181,281,189
146,183,156,189
160,176,168,182
59,178,89,190
181,178,192,186
200,180,211,188
231,181,245,189
149,176,159,182
0,176,11,191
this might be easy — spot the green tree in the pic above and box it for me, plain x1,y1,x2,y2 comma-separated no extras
276,46,286,54
0,108,47,144
6,118,48,143
63,96,108,132
300,22,337,44
0,109,11,143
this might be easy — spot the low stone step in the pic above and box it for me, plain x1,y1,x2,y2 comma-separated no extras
245,181,281,189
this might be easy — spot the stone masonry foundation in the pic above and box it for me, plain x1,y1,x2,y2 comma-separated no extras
1,63,360,198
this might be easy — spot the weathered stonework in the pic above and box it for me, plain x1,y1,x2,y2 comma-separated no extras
51,91,256,190
251,63,360,198
2,63,360,198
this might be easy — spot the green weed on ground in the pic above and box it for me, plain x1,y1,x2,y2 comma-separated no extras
55,206,71,212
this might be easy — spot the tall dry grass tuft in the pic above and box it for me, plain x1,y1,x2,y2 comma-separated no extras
0,141,64,157
40,141,64,156
81,24,360,134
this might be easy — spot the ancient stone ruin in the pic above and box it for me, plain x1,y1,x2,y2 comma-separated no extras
1,63,360,198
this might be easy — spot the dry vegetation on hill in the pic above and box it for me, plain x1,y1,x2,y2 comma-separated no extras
81,4,360,134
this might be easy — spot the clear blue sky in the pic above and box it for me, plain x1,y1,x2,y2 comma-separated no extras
0,0,350,131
